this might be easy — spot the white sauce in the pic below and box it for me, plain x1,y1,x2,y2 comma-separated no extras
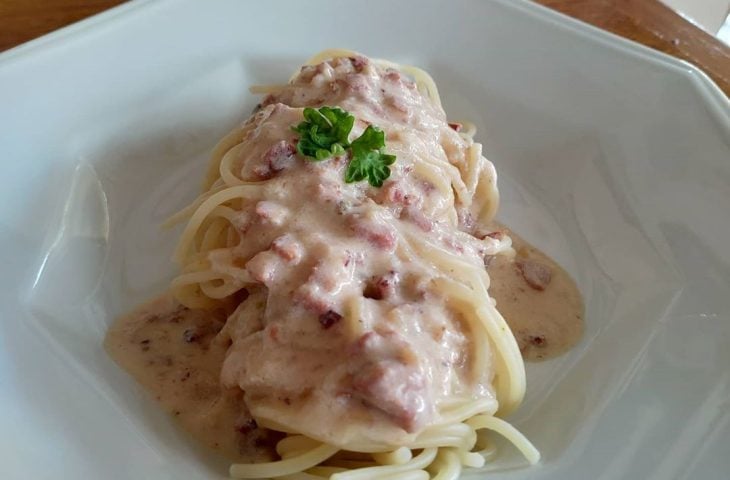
105,55,583,461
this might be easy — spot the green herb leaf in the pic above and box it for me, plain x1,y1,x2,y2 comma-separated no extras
345,125,397,187
292,107,354,161
292,107,396,187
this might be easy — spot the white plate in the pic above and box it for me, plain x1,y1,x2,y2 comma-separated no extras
1,0,729,478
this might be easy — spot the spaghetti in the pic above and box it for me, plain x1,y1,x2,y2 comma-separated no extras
165,50,538,479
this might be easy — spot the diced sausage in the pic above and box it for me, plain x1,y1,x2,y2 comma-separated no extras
255,201,289,226
351,360,428,433
384,69,403,82
382,68,417,89
293,283,331,315
380,180,417,207
345,74,371,97
252,141,297,180
516,259,552,291
271,234,303,263
348,216,397,251
349,56,368,71
318,310,343,329
314,179,343,204
246,251,281,285
294,256,349,314
351,331,418,371
293,250,354,313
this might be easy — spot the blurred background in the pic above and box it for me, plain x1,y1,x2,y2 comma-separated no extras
664,0,730,41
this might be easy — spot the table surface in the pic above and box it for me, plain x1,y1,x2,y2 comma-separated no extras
1,0,729,97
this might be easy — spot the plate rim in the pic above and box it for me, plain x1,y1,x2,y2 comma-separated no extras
1,1,728,477
1,0,728,131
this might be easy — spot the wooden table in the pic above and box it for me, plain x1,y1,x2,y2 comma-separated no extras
1,0,729,96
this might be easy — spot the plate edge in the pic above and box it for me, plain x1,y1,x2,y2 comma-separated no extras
0,0,161,66
0,0,727,131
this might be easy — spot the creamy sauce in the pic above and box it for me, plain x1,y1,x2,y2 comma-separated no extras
185,56,505,450
106,228,583,461
105,54,584,462
487,228,584,361
104,295,280,462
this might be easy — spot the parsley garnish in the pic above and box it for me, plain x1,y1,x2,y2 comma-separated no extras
293,106,396,187
292,107,354,161
345,125,396,188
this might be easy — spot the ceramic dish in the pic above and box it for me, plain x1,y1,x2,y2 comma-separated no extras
0,0,728,478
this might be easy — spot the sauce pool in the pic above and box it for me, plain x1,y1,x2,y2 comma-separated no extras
105,227,584,461
487,228,584,361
